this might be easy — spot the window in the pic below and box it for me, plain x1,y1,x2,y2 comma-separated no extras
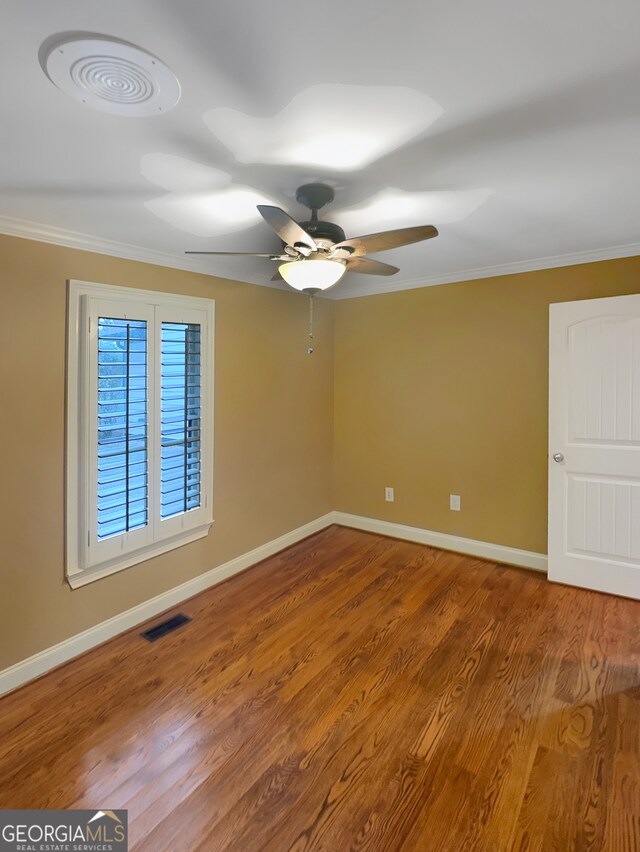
66,281,214,587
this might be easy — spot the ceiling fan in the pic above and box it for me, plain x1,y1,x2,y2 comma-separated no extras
186,183,438,294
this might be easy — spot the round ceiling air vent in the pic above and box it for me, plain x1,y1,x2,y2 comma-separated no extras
43,35,181,117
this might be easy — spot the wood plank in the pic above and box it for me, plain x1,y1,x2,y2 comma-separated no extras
0,525,638,851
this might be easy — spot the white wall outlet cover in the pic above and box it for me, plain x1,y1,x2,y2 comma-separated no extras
385,487,395,502
450,494,461,511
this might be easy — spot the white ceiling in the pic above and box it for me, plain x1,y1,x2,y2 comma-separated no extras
2,0,640,298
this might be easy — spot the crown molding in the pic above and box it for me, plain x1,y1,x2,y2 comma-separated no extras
327,241,640,299
1,214,638,299
0,214,280,290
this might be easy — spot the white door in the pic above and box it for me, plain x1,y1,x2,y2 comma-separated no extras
548,293,640,599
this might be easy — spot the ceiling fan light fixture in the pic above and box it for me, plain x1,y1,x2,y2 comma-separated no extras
278,259,346,292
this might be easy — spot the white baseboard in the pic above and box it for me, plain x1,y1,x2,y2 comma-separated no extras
0,513,334,697
333,512,548,573
0,510,548,697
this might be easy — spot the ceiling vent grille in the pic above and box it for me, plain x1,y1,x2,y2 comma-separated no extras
42,34,181,117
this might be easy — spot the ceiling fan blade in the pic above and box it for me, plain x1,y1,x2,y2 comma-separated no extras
257,205,318,252
346,258,399,276
333,225,438,257
185,251,285,258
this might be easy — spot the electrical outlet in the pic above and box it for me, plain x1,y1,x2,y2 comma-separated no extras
385,487,394,502
450,494,461,511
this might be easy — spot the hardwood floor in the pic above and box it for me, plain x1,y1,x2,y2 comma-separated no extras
0,525,639,851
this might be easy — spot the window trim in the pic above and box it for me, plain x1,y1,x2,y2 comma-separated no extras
66,280,214,589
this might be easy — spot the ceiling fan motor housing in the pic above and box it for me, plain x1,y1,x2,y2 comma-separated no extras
299,219,346,245
293,182,346,247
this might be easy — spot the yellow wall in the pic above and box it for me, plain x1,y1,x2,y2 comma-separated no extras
2,234,639,673
0,234,334,670
333,256,640,554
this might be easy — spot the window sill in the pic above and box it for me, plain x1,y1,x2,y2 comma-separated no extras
66,522,213,589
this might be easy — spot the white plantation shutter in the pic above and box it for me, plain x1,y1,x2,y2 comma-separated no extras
66,282,214,587
154,305,210,542
86,298,155,569
97,317,149,538
160,321,202,519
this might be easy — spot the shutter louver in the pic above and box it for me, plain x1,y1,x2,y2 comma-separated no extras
161,322,202,518
97,318,148,539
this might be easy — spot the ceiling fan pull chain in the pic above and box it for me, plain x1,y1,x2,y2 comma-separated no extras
307,294,314,355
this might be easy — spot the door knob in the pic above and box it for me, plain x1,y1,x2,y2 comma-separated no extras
552,452,564,463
